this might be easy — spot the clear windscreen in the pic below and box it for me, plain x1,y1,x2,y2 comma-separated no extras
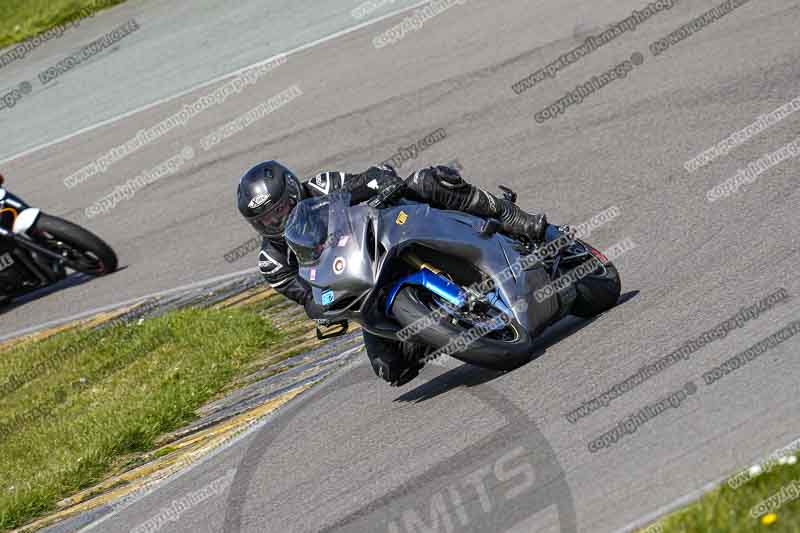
284,192,352,265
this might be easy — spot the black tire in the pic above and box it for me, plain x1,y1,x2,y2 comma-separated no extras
33,214,118,275
570,241,621,318
391,286,534,371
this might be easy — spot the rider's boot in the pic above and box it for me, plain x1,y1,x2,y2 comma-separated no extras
465,188,548,243
404,166,548,243
363,331,427,387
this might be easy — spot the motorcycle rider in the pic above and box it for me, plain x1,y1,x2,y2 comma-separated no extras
236,160,550,385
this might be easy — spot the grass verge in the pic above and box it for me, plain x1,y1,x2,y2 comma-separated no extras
0,0,127,50
0,306,281,531
650,451,800,532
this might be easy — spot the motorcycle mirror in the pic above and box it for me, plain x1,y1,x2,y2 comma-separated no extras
498,185,517,204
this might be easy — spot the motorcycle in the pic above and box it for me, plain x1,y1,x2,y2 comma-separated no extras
284,187,620,373
0,177,118,304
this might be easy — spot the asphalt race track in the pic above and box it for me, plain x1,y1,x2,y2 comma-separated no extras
2,0,800,531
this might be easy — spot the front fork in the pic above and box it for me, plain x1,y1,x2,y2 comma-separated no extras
0,209,67,283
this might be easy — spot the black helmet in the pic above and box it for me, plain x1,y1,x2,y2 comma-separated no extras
237,161,302,238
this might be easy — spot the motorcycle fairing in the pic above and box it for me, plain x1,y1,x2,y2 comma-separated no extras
287,192,561,340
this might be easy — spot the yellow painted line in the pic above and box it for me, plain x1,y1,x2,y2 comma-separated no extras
251,321,363,370
9,285,349,531
18,384,312,532
212,286,277,310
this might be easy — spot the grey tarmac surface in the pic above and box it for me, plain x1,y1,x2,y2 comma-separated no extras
0,0,425,161
5,0,800,531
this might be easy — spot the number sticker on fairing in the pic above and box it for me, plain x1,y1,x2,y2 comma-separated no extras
321,289,335,305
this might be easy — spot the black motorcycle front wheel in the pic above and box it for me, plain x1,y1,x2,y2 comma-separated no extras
391,286,535,371
568,240,622,318
32,214,118,275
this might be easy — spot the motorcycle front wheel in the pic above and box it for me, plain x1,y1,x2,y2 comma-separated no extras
567,239,622,318
391,286,535,371
32,214,118,276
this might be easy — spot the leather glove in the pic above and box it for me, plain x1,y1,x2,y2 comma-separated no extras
363,165,406,207
427,165,463,185
407,165,468,193
363,165,404,189
374,163,399,177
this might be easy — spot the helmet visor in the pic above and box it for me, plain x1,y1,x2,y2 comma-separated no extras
250,195,297,237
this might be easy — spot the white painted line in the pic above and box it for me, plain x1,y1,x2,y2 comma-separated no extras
615,434,800,533
615,478,721,533
0,267,259,342
0,0,436,166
